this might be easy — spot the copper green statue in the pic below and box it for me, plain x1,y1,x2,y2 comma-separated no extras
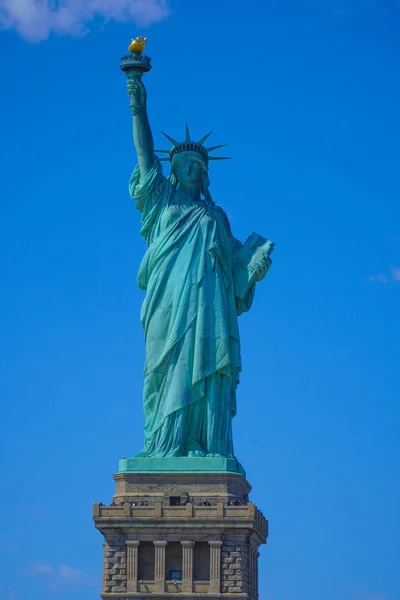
122,38,274,460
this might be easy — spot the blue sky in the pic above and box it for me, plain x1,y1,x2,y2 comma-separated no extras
1,1,400,599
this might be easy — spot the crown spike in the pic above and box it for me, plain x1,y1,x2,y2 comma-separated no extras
206,144,227,153
208,156,231,160
197,130,214,145
160,131,179,146
185,123,191,142
155,149,171,154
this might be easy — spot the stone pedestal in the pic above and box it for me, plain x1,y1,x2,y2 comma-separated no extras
94,467,267,599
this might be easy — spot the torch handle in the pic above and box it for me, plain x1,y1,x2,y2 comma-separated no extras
126,70,144,113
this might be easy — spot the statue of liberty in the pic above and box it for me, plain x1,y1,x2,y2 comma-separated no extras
125,48,274,460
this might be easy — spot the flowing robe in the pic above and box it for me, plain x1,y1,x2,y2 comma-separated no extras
130,158,255,457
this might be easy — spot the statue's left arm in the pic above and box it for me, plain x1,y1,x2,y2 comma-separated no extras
233,236,272,316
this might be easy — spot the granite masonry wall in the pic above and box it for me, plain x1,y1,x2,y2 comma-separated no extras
102,535,127,594
221,538,249,595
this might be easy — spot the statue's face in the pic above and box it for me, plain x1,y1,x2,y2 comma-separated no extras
173,154,203,188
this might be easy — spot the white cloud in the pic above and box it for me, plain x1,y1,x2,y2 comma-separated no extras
27,563,55,577
0,0,169,42
26,563,99,589
368,266,400,284
367,273,389,284
0,541,21,551
346,587,388,600
58,564,97,586
0,587,18,600
390,265,400,281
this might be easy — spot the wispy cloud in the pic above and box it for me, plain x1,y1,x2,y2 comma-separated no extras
390,265,400,281
19,507,43,519
0,586,18,600
26,563,100,591
27,563,55,577
0,540,21,551
368,273,389,284
346,587,367,600
346,585,388,600
0,0,169,42
368,265,400,284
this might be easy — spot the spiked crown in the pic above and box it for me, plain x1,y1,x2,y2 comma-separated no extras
155,124,230,164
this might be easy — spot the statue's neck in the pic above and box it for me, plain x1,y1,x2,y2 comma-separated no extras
176,184,201,203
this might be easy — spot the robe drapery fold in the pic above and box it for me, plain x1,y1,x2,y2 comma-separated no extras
130,158,255,457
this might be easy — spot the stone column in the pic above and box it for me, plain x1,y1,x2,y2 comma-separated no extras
102,543,108,593
126,541,140,593
249,546,254,599
255,551,260,600
181,541,194,593
153,540,167,593
248,542,260,599
208,541,222,594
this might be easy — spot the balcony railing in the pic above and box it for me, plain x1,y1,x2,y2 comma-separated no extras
93,501,268,539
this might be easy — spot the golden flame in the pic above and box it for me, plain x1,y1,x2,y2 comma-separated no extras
129,36,147,53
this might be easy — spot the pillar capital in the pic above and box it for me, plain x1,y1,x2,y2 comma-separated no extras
208,540,223,547
180,540,195,547
250,537,259,551
125,540,140,547
153,540,168,547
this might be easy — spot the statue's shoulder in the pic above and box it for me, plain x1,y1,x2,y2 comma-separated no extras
213,203,232,231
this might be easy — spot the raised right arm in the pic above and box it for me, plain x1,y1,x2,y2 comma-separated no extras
127,78,155,180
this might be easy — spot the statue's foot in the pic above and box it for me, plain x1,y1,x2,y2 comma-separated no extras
206,453,224,458
133,451,151,458
188,449,206,457
187,442,206,457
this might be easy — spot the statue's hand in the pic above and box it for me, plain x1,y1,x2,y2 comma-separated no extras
127,78,147,116
254,254,271,282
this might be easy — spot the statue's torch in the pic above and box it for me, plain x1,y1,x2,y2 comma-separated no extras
120,37,152,113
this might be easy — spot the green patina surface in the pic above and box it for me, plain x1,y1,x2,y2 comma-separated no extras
118,456,246,477
120,47,274,465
